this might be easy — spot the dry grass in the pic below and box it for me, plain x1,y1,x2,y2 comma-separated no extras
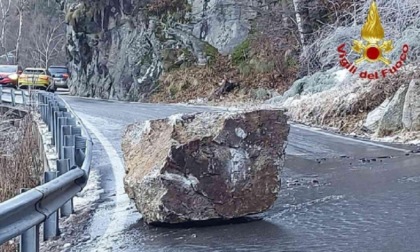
150,35,298,103
0,108,43,252
150,56,236,103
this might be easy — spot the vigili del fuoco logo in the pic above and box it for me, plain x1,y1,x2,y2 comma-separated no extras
337,1,409,80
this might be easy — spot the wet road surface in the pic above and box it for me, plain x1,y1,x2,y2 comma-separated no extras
63,96,420,252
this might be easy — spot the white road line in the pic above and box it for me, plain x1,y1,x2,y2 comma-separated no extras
63,95,229,111
77,114,131,251
292,124,410,153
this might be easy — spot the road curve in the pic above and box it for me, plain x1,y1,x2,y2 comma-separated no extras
60,96,420,252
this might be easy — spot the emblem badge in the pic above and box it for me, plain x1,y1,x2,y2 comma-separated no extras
352,1,393,65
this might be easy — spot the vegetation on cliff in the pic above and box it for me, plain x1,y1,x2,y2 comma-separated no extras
149,0,364,103
61,0,420,143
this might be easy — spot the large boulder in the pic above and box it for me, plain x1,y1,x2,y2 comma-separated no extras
402,79,420,131
377,84,408,136
122,110,289,224
363,98,391,133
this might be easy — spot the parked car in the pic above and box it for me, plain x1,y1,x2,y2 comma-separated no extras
48,66,70,88
0,65,23,88
18,68,56,92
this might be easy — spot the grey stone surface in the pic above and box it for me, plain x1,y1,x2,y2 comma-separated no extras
122,110,289,224
402,79,420,131
377,84,408,136
363,98,390,133
189,0,260,55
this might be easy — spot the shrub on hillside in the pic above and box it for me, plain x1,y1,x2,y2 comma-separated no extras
0,111,42,251
0,111,42,202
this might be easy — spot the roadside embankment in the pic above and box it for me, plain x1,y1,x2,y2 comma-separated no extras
0,106,44,251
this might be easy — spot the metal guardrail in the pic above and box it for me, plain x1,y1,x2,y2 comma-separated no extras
0,86,32,106
0,92,93,251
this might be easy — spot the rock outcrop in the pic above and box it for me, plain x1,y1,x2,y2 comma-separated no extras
58,0,266,101
363,98,390,133
122,110,289,224
377,84,408,136
364,79,420,136
402,79,420,131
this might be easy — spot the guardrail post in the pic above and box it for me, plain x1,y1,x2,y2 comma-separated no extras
61,125,72,159
57,117,68,156
52,111,63,146
75,136,87,167
37,93,42,112
37,92,41,104
39,104,47,122
19,189,40,252
44,103,49,123
65,135,76,149
11,88,16,106
71,126,82,137
47,103,56,132
43,172,60,240
57,159,74,217
63,147,76,175
22,90,27,105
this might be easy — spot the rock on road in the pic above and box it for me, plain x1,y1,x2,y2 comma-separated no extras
58,96,420,252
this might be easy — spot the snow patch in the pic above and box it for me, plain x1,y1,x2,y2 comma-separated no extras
228,148,249,185
235,127,247,139
371,131,420,145
168,113,184,126
74,169,102,209
161,172,199,188
137,64,156,84
335,69,350,83
187,97,208,104
142,120,151,135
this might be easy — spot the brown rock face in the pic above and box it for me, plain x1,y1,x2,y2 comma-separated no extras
122,110,289,224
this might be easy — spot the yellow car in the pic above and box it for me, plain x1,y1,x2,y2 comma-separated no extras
18,68,55,91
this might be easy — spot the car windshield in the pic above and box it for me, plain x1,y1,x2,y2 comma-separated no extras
0,65,17,73
24,69,46,75
49,67,68,74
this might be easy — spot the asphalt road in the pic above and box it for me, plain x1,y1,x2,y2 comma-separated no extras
61,96,420,252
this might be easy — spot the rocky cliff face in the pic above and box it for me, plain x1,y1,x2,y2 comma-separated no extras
59,0,265,101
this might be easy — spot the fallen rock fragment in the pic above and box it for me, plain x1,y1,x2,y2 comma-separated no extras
377,84,408,136
402,79,420,131
122,110,289,224
363,98,390,133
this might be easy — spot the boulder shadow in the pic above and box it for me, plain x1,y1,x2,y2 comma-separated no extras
148,216,263,229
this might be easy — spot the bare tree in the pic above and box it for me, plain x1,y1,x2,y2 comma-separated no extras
292,0,326,48
15,0,30,64
0,0,12,62
29,21,65,68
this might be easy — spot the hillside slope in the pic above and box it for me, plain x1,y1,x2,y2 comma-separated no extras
60,0,297,101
